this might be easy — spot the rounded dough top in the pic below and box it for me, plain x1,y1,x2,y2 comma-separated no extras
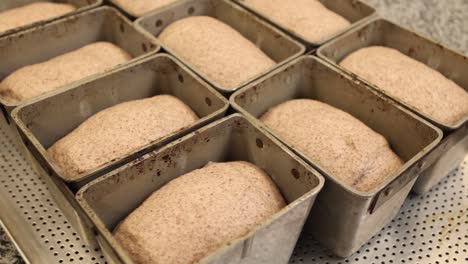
159,16,275,90
0,2,76,33
244,0,351,43
0,42,131,104
111,0,178,17
114,161,285,264
340,46,468,126
260,99,403,192
48,95,198,179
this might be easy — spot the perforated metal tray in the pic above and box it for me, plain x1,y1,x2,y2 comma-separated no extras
0,116,466,263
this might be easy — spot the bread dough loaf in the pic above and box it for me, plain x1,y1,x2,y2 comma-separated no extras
48,95,198,180
0,2,75,33
159,16,275,90
244,0,350,43
0,42,131,104
260,99,403,192
114,161,285,264
112,0,178,17
340,46,468,125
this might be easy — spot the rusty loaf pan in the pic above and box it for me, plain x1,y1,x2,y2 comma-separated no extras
0,6,159,122
135,0,305,94
317,17,468,193
233,0,376,49
11,54,228,245
76,114,325,264
12,53,228,188
230,55,442,257
0,0,102,38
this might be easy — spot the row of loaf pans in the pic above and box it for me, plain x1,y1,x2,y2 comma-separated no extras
1,2,466,263
12,54,442,263
0,0,102,38
0,0,376,110
12,53,442,262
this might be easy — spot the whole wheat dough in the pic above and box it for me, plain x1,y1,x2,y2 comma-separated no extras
244,0,351,43
112,0,178,17
340,46,468,125
0,42,131,104
48,95,198,180
114,161,285,264
159,16,275,90
0,2,75,33
260,99,403,192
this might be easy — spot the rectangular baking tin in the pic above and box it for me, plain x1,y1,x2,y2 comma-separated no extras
230,55,442,257
317,17,468,194
12,54,228,245
76,114,324,264
233,0,375,49
135,0,305,94
0,0,102,38
0,6,159,122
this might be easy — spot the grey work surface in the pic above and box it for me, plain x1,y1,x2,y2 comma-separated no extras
0,0,467,263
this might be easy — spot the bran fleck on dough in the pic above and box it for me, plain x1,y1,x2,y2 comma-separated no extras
244,0,351,43
0,2,76,33
340,46,468,126
114,161,285,264
260,99,403,192
0,42,131,104
48,95,198,180
159,16,276,90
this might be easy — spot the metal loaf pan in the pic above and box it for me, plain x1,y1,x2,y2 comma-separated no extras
135,0,305,94
0,6,159,122
233,0,375,49
76,114,324,264
12,54,228,245
317,17,468,194
0,0,102,38
230,55,442,257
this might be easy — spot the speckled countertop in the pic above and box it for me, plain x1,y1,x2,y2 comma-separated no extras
1,1,467,263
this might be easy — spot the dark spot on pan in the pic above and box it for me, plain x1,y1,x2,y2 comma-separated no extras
178,74,184,83
256,138,263,148
205,97,212,106
156,170,161,177
119,23,125,33
384,187,393,196
155,19,163,27
162,155,171,163
291,168,300,179
408,47,415,56
188,7,195,15
142,43,148,52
